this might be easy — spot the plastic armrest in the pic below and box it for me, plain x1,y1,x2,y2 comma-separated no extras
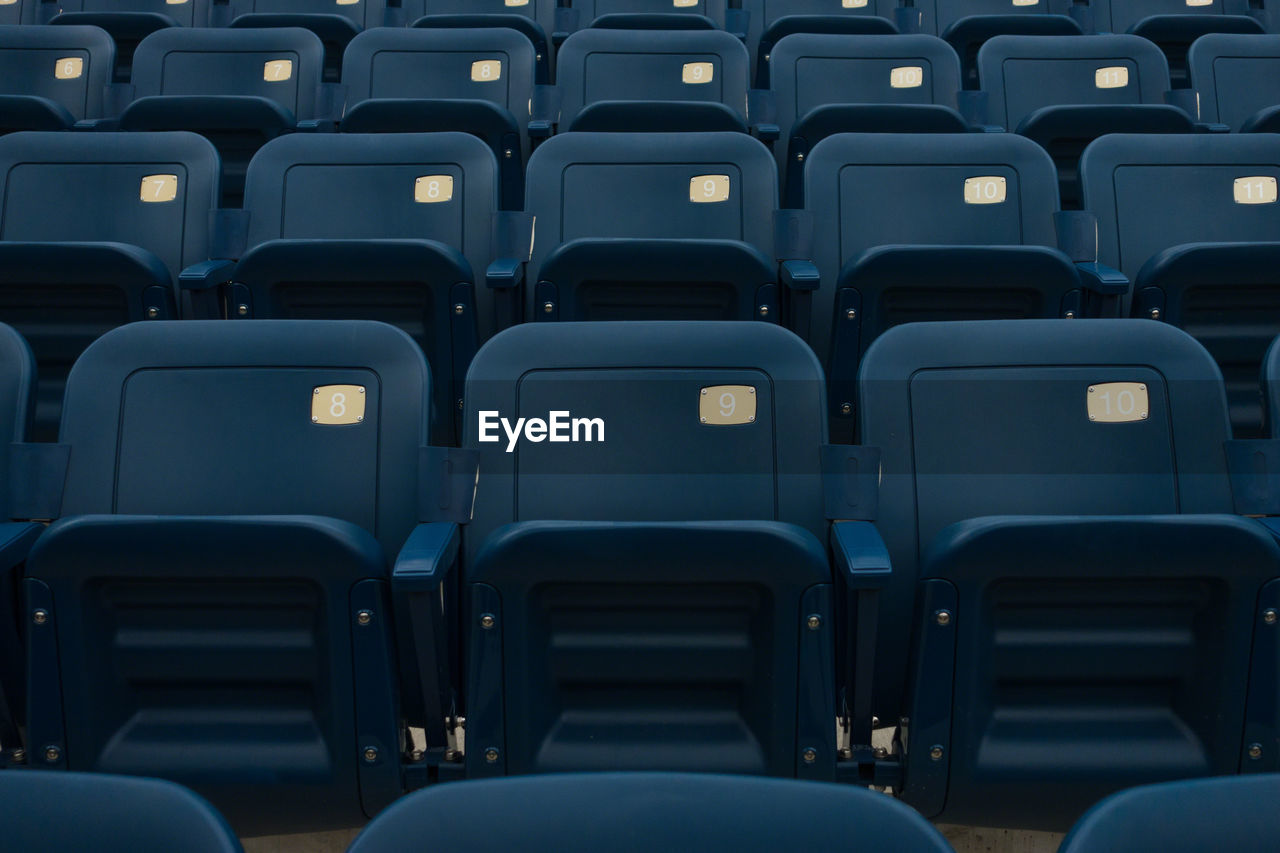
0,523,43,572
1193,122,1232,133
1075,261,1129,295
969,124,1004,133
392,522,460,594
73,117,119,131
752,122,780,143
179,259,237,292
296,118,335,132
486,257,525,290
528,119,554,138
831,520,892,591
780,259,820,291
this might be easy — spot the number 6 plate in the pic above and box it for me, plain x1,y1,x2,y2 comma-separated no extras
700,385,756,425
313,385,366,425
1086,382,1148,423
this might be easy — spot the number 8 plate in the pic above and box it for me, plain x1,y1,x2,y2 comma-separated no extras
313,385,367,425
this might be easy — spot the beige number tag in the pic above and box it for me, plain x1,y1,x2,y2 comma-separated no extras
140,174,178,203
54,57,83,80
312,385,366,425
843,0,869,7
890,66,923,88
1087,382,1149,423
0,1,18,5
415,175,455,203
506,0,530,5
674,0,698,6
682,62,714,84
1095,66,1129,88
700,386,756,425
1234,176,1277,204
1012,0,1039,6
336,0,360,5
471,60,502,82
166,0,188,4
1185,0,1212,6
964,176,1006,205
263,59,293,81
690,175,730,203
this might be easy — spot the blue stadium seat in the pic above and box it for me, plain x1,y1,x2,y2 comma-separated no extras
1188,33,1280,131
222,0,390,82
978,35,1193,208
0,26,114,133
554,28,750,132
521,132,786,326
0,772,243,853
224,132,497,444
341,26,537,210
0,323,40,759
408,1,556,84
1060,775,1280,852
857,318,1280,829
0,0,35,25
121,27,328,208
0,130,220,439
22,319,428,835
1089,0,1265,86
433,322,839,778
348,773,954,853
1080,132,1280,435
738,0,900,87
45,0,212,83
566,0,729,32
803,132,1123,437
767,34,968,206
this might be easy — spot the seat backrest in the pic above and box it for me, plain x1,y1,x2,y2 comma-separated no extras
463,322,826,561
0,772,243,853
0,25,114,121
740,0,900,73
570,0,728,27
803,132,1060,360
54,0,208,27
1095,0,1247,35
1059,775,1280,853
225,0,386,29
0,0,34,25
768,34,962,170
341,26,534,131
0,130,219,283
1188,33,1280,129
242,131,499,318
556,28,749,125
524,130,777,285
406,0,556,26
131,26,324,119
918,0,1059,37
1080,133,1280,280
980,34,1172,130
0,322,34,520
347,773,953,853
858,317,1236,724
57,320,429,555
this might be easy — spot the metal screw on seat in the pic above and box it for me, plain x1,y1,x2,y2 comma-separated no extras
485,748,500,763
32,609,48,625
363,747,379,763
929,745,944,761
935,610,952,626
356,610,373,626
802,747,817,764
806,614,821,630
480,613,496,630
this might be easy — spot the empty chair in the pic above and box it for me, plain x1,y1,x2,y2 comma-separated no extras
0,26,114,134
857,318,1280,829
564,0,729,31
554,28,750,132
521,132,787,327
45,0,212,83
804,132,1122,437
0,323,40,756
0,772,243,853
432,322,841,778
341,26,537,210
224,132,498,443
222,0,391,81
348,773,954,853
122,27,328,207
408,0,556,84
1060,775,1280,853
768,34,968,206
23,320,429,835
1090,0,1265,86
1188,33,1280,131
737,0,900,86
1080,133,1280,435
979,35,1194,207
0,131,220,439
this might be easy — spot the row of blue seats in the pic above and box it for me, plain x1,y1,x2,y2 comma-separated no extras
0,315,1278,835
7,0,1276,85
0,127,1277,441
6,25,1280,212
5,770,1280,851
